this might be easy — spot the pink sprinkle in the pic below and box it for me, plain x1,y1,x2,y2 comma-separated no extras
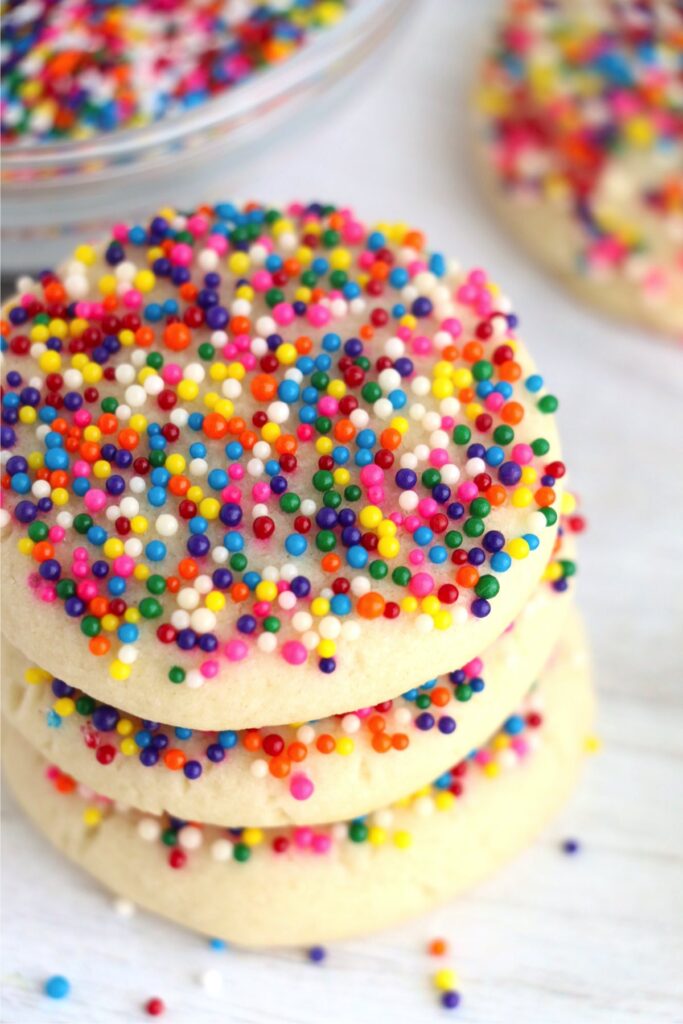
408,572,434,598
162,364,183,385
418,498,437,518
73,409,91,428
282,640,307,666
122,289,142,309
408,550,425,566
290,774,314,801
250,271,272,292
272,302,295,326
222,485,242,503
72,460,90,477
83,489,106,513
343,221,364,245
186,214,208,237
512,443,533,465
485,393,504,412
312,834,331,854
317,396,338,417
293,827,313,849
200,660,219,679
112,555,134,577
228,464,244,481
73,547,89,561
441,317,462,338
360,466,382,485
170,243,193,266
252,482,271,502
38,584,57,602
463,657,483,677
225,639,248,662
367,485,385,504
307,304,331,328
457,481,478,502
207,234,228,255
48,526,65,543
412,335,431,355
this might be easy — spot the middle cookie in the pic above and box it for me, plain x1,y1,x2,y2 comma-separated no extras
2,551,574,827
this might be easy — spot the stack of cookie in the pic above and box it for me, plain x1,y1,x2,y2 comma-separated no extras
0,200,593,947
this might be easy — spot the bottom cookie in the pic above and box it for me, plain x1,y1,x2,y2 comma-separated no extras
2,610,593,947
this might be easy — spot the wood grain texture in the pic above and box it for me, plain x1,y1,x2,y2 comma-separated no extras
2,1,682,1020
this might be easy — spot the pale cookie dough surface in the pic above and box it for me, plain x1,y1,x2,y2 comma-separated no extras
1,609,594,947
475,0,683,337
1,578,571,827
0,201,566,728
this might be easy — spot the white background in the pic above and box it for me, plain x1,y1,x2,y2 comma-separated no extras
2,2,682,1022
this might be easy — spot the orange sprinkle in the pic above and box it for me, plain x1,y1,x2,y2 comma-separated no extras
356,591,385,619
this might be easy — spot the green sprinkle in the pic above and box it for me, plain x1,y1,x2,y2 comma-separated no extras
139,597,163,619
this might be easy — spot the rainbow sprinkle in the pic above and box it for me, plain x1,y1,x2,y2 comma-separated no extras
1,0,347,145
478,0,683,311
42,684,547,865
1,200,566,690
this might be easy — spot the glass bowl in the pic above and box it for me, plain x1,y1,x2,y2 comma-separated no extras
2,0,411,273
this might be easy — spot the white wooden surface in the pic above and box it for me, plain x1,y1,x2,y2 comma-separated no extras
2,2,682,1021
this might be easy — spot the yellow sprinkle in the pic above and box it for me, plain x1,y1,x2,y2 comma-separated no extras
276,343,297,365
25,667,51,685
507,537,530,560
359,505,382,529
205,591,226,613
310,597,330,617
83,807,102,828
255,581,277,603
393,830,412,849
74,244,97,265
242,828,264,847
584,735,602,755
378,536,400,559
433,969,459,992
433,610,452,631
103,538,124,559
109,660,131,681
261,422,280,443
177,380,199,402
315,436,333,455
53,697,75,717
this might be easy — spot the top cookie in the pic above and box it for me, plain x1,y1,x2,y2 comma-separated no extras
477,0,683,335
1,200,565,729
